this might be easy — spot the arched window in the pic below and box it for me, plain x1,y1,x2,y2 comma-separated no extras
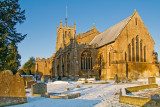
36,63,38,72
125,52,127,61
140,40,143,62
136,36,139,62
67,53,70,62
144,46,146,62
128,44,131,61
81,51,92,70
99,54,103,68
68,31,71,38
62,57,64,77
45,61,47,67
135,18,137,25
62,57,64,63
65,31,67,38
132,38,135,62
57,65,59,76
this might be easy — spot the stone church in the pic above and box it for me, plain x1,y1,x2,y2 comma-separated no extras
35,11,159,80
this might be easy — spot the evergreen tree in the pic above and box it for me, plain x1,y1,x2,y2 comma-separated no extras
0,0,26,72
23,57,35,75
17,69,25,75
6,41,21,74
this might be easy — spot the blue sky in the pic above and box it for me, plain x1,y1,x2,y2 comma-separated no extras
17,0,160,66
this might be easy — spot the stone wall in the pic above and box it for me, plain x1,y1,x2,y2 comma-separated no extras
120,84,160,106
120,95,150,106
35,57,52,76
0,70,27,106
125,84,158,93
101,11,159,80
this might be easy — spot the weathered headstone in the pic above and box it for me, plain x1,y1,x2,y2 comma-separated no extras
76,85,80,88
21,75,34,86
26,80,37,88
31,83,47,95
0,70,27,106
115,74,119,83
85,78,88,83
119,89,122,97
148,77,156,84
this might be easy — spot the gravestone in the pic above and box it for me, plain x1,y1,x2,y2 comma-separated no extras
22,75,33,86
26,80,37,88
76,85,80,88
148,77,156,84
64,88,69,91
41,75,50,82
31,83,47,95
0,70,27,106
115,74,119,83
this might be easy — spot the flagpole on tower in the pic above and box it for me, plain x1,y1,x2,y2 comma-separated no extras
65,4,67,26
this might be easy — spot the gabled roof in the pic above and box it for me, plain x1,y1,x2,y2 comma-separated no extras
76,25,99,40
90,13,134,47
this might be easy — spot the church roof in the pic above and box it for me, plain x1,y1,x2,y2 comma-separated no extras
89,13,134,47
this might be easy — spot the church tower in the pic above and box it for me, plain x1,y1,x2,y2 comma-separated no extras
56,20,76,52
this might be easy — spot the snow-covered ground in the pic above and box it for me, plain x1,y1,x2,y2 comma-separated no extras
9,78,160,107
10,80,142,107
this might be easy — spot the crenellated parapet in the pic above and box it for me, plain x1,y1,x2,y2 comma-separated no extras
76,25,99,39
36,57,52,62
76,25,100,44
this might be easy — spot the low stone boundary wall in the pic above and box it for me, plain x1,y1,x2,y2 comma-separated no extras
78,78,96,82
82,82,108,85
50,93,81,99
120,84,160,106
120,96,150,107
125,84,158,93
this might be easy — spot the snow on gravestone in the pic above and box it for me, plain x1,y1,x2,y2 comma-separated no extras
31,83,47,95
0,70,27,106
